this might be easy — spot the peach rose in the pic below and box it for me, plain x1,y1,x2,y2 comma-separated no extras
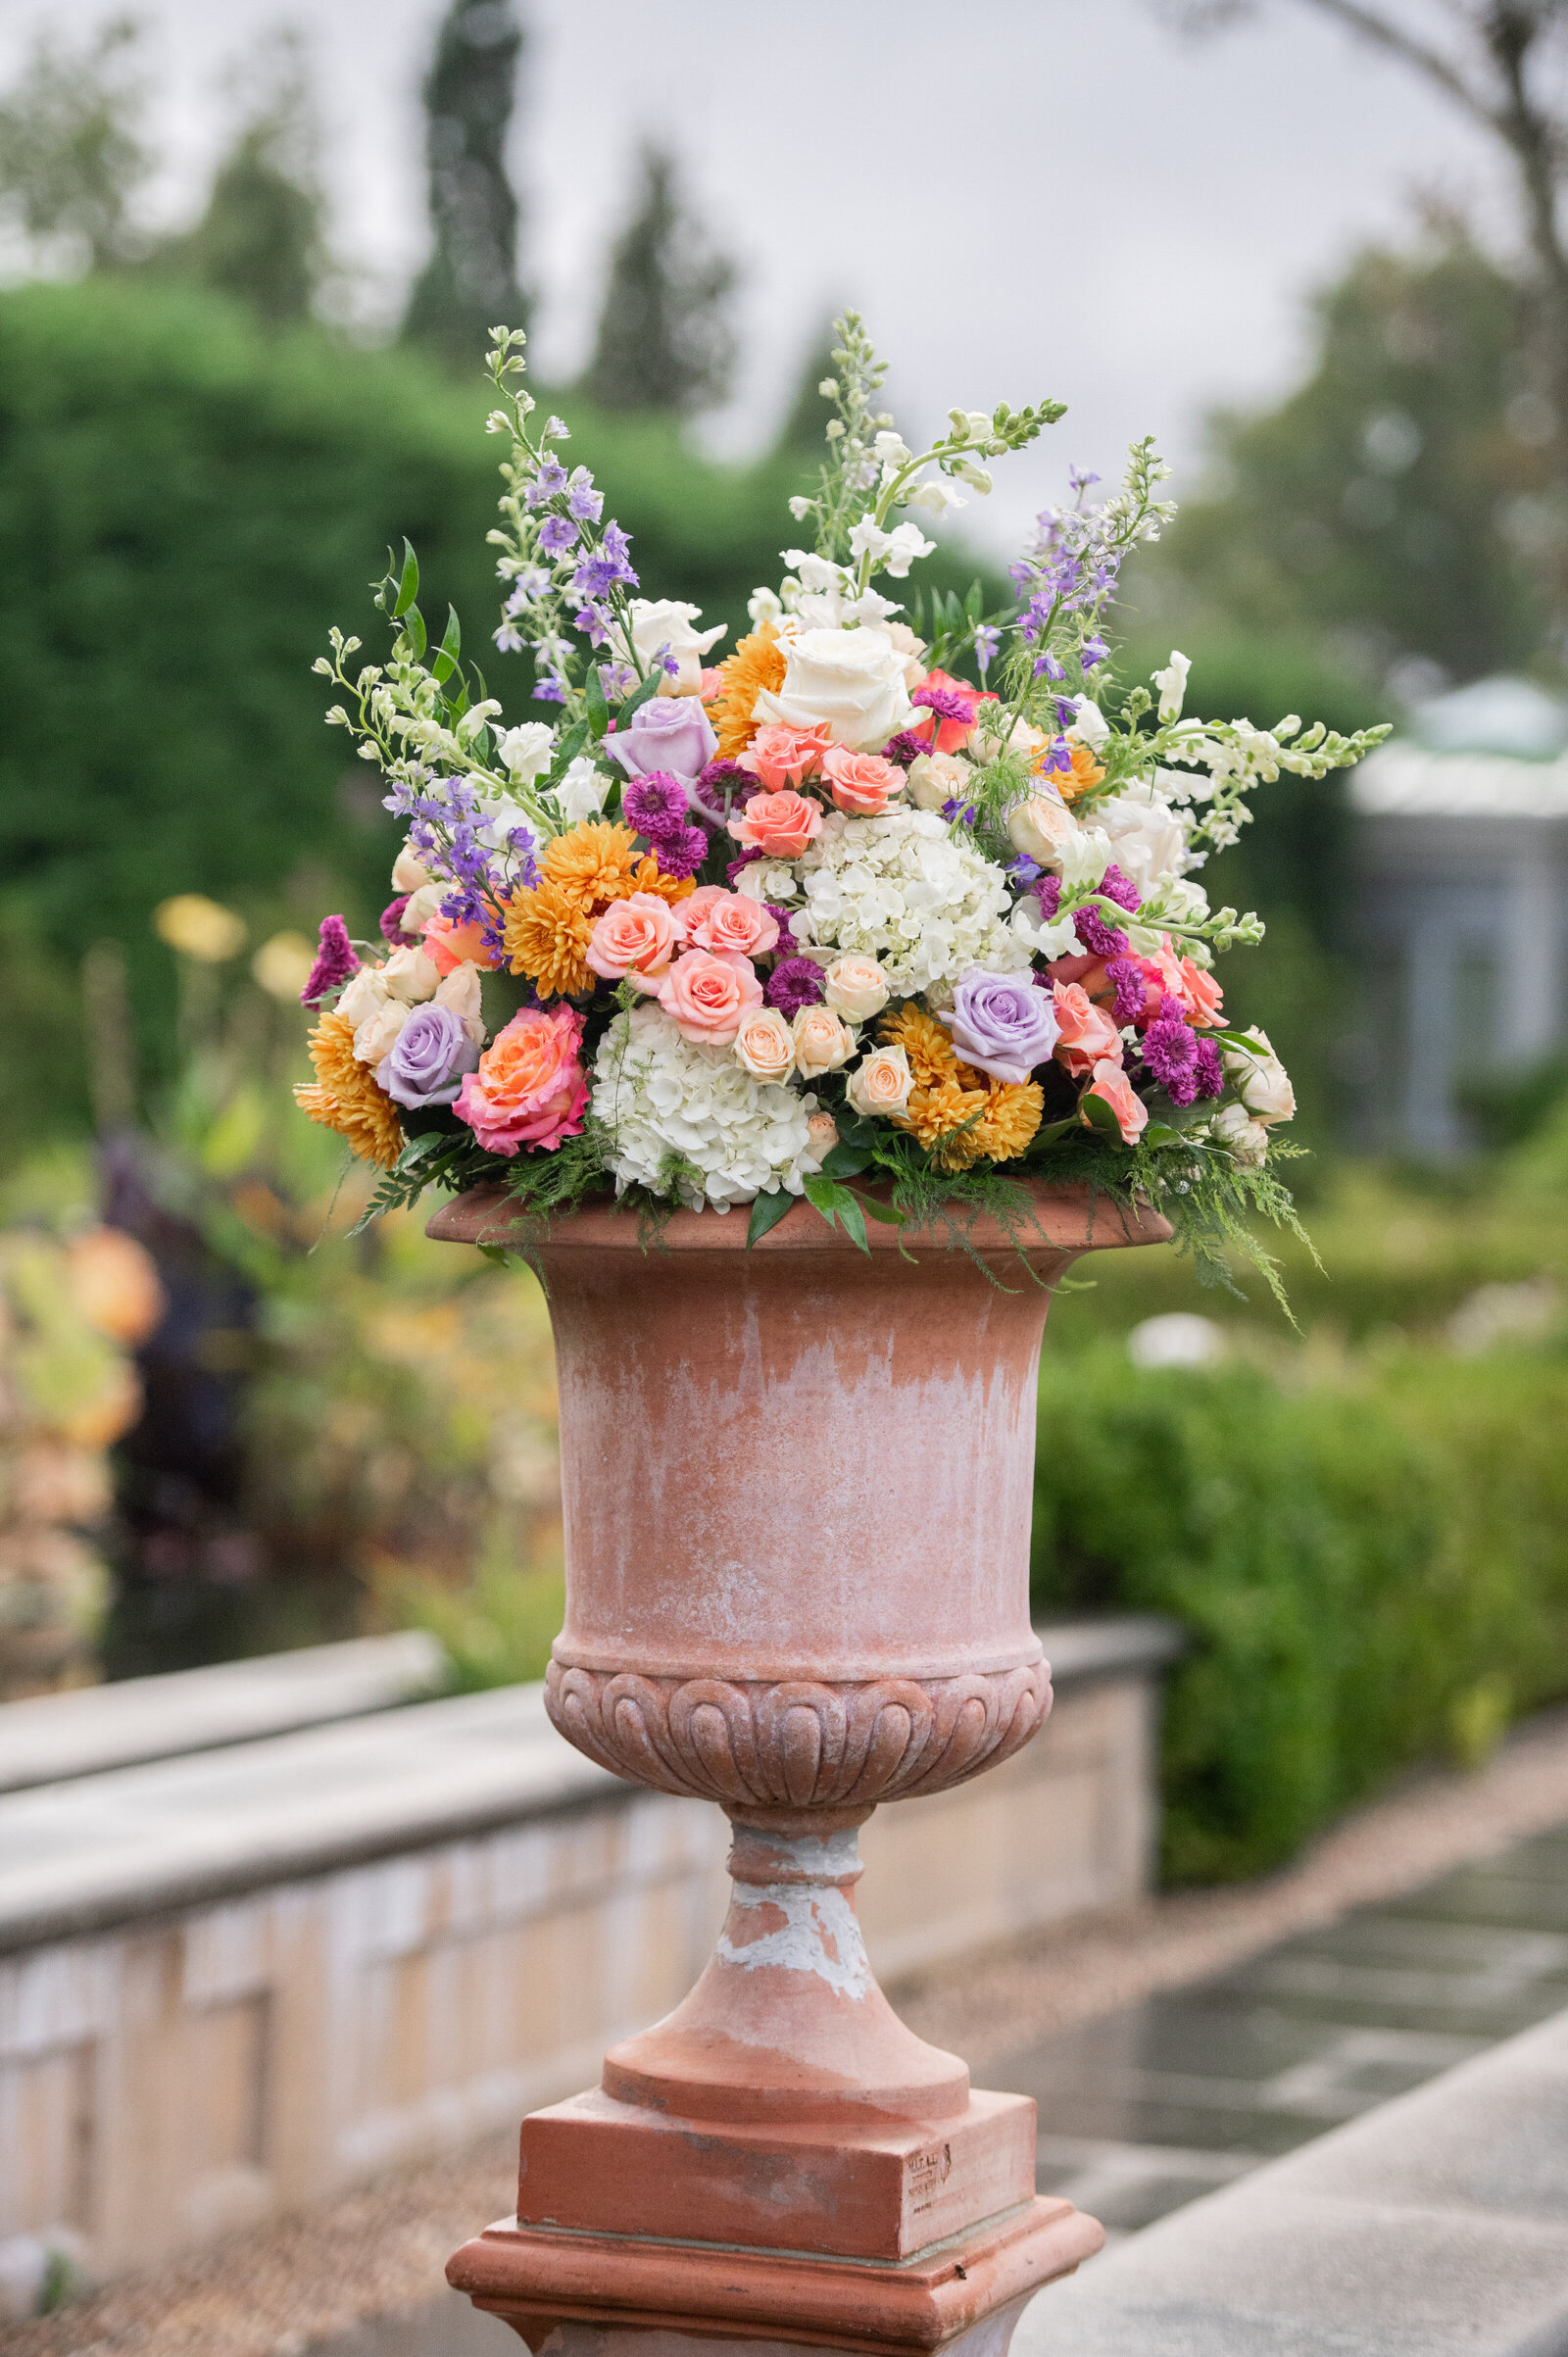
1053,982,1123,1077
455,1007,589,1155
791,1004,856,1079
804,1111,840,1167
822,747,905,816
680,886,781,958
727,790,825,859
822,955,890,1021
846,1045,914,1118
1083,1056,1148,1145
736,721,833,789
1007,791,1080,871
422,908,506,974
585,892,682,991
1176,954,1223,1029
657,948,763,1044
733,1007,796,1082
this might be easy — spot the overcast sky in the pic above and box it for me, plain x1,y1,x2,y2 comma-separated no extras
0,0,1513,559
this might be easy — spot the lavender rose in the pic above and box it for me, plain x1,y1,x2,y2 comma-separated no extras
606,693,718,792
377,1003,480,1108
939,970,1060,1085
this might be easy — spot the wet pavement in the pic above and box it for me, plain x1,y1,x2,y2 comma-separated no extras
1018,1821,1568,2236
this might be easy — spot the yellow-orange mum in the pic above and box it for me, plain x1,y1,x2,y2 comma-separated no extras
504,822,694,999
1048,740,1106,804
710,622,786,759
294,1011,405,1169
879,1003,1043,1168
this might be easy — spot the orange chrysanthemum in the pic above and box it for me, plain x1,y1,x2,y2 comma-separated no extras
294,1011,405,1170
710,622,787,759
878,1003,1043,1168
507,825,694,1000
1049,741,1106,805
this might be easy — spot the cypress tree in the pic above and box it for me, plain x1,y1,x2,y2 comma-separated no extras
167,36,327,326
584,143,737,416
403,0,530,363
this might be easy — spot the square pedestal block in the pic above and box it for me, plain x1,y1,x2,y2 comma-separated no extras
517,2086,1038,2263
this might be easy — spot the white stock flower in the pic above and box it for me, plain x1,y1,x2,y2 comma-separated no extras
1069,697,1110,751
1009,897,1081,960
1211,1101,1269,1167
1223,1032,1296,1126
787,496,813,520
1057,825,1114,891
748,586,784,627
594,1005,819,1211
873,430,913,470
846,517,935,579
753,625,913,751
781,550,850,596
1152,651,1192,725
498,722,555,783
1093,782,1191,897
779,808,1027,999
902,477,966,519
953,459,993,493
554,757,610,825
628,598,727,695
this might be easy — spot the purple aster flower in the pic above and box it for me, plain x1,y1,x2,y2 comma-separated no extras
622,770,690,842
301,913,358,1005
973,624,1001,681
538,515,578,556
1141,1007,1199,1104
1097,863,1143,915
693,758,760,820
1193,1036,1225,1101
1074,904,1129,960
653,825,709,881
911,682,975,723
765,957,827,1016
1105,957,1148,1028
880,730,928,766
379,895,413,943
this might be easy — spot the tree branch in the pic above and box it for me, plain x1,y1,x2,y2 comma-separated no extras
1287,0,1504,130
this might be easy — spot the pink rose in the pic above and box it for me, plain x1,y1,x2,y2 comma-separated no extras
737,721,833,790
1083,1056,1148,1145
454,1007,589,1155
1053,982,1123,1078
657,948,763,1044
1176,954,1223,1029
585,893,681,992
727,790,825,859
679,886,781,958
822,748,905,816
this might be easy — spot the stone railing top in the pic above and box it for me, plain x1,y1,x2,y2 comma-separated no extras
1015,1999,1568,2357
0,1632,447,1794
0,1618,1176,1954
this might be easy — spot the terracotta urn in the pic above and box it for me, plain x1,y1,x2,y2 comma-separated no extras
431,1182,1169,2357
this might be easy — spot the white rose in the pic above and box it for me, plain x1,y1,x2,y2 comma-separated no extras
846,1046,913,1119
753,625,913,753
382,944,441,1004
391,840,432,893
400,882,446,932
434,960,486,1050
791,1005,856,1078
1153,650,1192,724
1224,1032,1296,1126
907,751,971,811
335,968,388,1028
1094,783,1189,897
732,1008,796,1083
1211,1101,1269,1167
823,956,891,1021
628,598,727,696
353,999,411,1066
555,756,610,825
1006,791,1079,869
498,722,555,783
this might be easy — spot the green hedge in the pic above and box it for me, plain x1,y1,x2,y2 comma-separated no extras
1031,1338,1568,1882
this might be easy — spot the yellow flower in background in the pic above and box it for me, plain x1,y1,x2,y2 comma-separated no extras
154,895,247,962
295,1011,405,1169
710,621,787,759
66,1229,166,1348
251,931,317,1001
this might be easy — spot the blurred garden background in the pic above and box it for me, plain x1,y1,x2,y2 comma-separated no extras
3,0,1568,1890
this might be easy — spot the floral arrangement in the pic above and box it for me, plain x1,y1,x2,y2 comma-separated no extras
297,317,1385,1289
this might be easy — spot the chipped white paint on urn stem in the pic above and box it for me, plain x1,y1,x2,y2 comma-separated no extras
715,1882,873,1999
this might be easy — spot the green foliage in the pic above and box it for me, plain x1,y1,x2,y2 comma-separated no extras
1142,221,1550,680
582,143,738,417
403,0,530,362
0,17,149,273
1032,1334,1568,1882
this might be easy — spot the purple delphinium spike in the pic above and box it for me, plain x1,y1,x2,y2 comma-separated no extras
301,914,358,1005
973,625,1001,681
765,957,827,1017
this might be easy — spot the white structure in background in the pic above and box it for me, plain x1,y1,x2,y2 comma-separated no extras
1349,675,1568,1154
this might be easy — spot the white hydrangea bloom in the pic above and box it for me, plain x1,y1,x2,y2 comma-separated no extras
773,810,1027,1002
593,1006,819,1212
